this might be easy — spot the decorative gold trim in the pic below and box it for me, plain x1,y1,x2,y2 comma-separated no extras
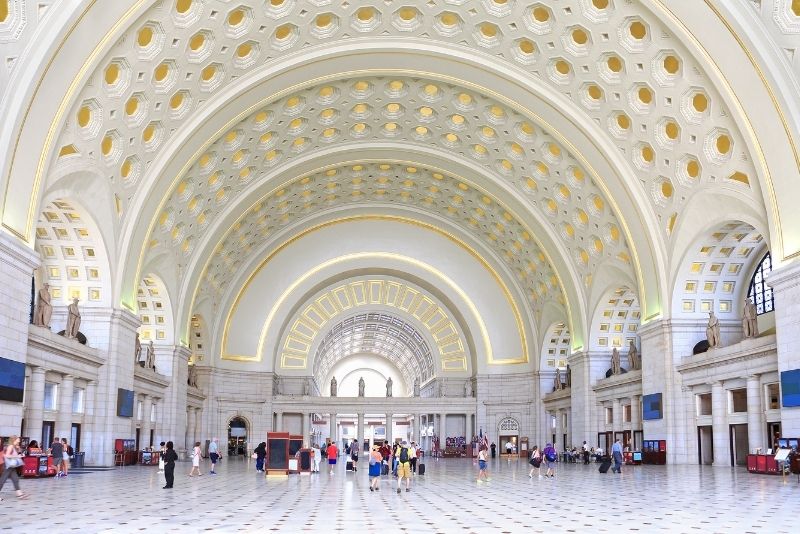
218,216,527,366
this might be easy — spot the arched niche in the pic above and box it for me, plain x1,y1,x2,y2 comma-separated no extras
587,286,641,352
136,273,174,346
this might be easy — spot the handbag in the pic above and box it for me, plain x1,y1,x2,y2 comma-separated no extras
251,452,257,459
5,456,23,469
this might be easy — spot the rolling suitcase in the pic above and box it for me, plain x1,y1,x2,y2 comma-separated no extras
346,460,354,471
418,463,425,476
598,457,612,473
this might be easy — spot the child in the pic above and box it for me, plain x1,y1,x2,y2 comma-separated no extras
477,445,490,482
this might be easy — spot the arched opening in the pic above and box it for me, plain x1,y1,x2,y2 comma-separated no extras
227,416,248,457
498,417,520,458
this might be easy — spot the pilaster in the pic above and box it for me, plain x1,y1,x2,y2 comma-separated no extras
158,345,189,450
23,366,46,444
767,259,800,436
567,350,607,445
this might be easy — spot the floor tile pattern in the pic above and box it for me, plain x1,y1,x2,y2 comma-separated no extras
0,456,796,533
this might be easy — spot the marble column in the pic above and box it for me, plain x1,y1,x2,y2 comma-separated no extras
746,375,764,453
385,413,393,446
439,413,447,442
711,381,728,466
56,374,74,441
157,346,189,452
275,411,283,432
141,395,153,448
329,413,337,444
302,412,310,447
0,233,39,438
83,381,98,462
24,366,46,445
186,407,196,449
416,413,423,443
768,259,800,437
630,395,642,433
682,387,697,463
357,413,364,452
612,398,622,438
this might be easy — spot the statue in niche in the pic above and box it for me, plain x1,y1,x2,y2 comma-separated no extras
274,375,282,395
464,380,472,398
65,298,81,339
134,332,142,365
742,298,759,339
358,377,365,397
706,311,721,348
187,364,198,388
554,367,563,391
145,341,155,370
611,347,621,375
565,365,572,388
386,377,393,397
413,378,420,397
627,339,640,371
303,378,310,396
330,376,337,397
33,283,52,328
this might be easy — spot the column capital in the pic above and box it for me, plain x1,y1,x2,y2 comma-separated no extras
31,365,46,375
711,380,724,387
745,374,761,382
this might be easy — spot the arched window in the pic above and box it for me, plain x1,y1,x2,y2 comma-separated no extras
748,252,774,315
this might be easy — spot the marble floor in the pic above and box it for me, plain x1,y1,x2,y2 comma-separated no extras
0,456,796,533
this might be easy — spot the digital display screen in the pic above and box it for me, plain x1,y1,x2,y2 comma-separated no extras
642,393,663,420
268,438,288,469
299,450,311,471
117,388,134,418
0,357,25,402
633,452,642,461
781,369,800,407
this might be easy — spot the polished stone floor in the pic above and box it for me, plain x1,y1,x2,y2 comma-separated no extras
0,455,796,533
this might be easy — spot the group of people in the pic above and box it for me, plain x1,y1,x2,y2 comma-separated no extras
0,435,76,501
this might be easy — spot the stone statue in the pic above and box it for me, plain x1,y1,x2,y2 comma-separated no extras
134,332,142,365
706,311,721,348
743,298,759,339
145,340,155,370
413,378,420,397
65,298,81,339
330,376,337,397
611,347,621,375
565,365,572,388
358,377,365,397
386,377,393,397
464,380,472,398
274,375,282,395
187,364,198,388
554,368,563,391
303,378,310,396
33,283,52,328
627,339,640,371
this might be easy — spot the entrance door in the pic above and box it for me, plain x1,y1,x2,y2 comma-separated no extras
500,435,518,456
768,421,781,449
70,423,81,452
597,432,611,453
729,424,748,466
42,421,54,448
228,417,248,456
697,426,713,464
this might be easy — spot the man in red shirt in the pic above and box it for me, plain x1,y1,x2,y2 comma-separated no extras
379,441,391,474
326,442,338,475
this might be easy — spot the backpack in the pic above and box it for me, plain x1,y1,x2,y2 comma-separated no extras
399,447,409,463
67,445,74,457
545,448,557,462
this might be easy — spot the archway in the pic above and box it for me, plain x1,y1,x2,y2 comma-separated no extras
227,416,248,457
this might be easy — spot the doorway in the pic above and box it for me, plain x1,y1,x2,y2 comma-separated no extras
500,435,518,456
228,417,248,456
768,421,781,450
42,421,54,448
70,423,81,452
597,431,611,453
729,424,748,466
697,426,713,465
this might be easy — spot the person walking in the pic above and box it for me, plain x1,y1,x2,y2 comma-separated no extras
528,445,542,478
209,438,220,474
477,445,490,482
543,443,557,479
350,439,360,472
490,442,496,459
583,441,590,464
409,442,418,474
254,442,266,473
311,443,321,473
368,445,382,492
0,436,28,500
162,441,178,489
395,440,412,494
611,438,623,474
50,437,64,478
327,441,338,475
61,438,72,476
188,441,202,477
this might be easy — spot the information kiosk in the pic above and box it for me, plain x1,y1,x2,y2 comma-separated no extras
266,432,290,476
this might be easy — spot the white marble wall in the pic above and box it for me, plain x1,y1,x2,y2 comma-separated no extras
0,233,39,438
768,259,800,437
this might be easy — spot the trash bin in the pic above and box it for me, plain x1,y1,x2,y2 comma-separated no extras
72,451,85,468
